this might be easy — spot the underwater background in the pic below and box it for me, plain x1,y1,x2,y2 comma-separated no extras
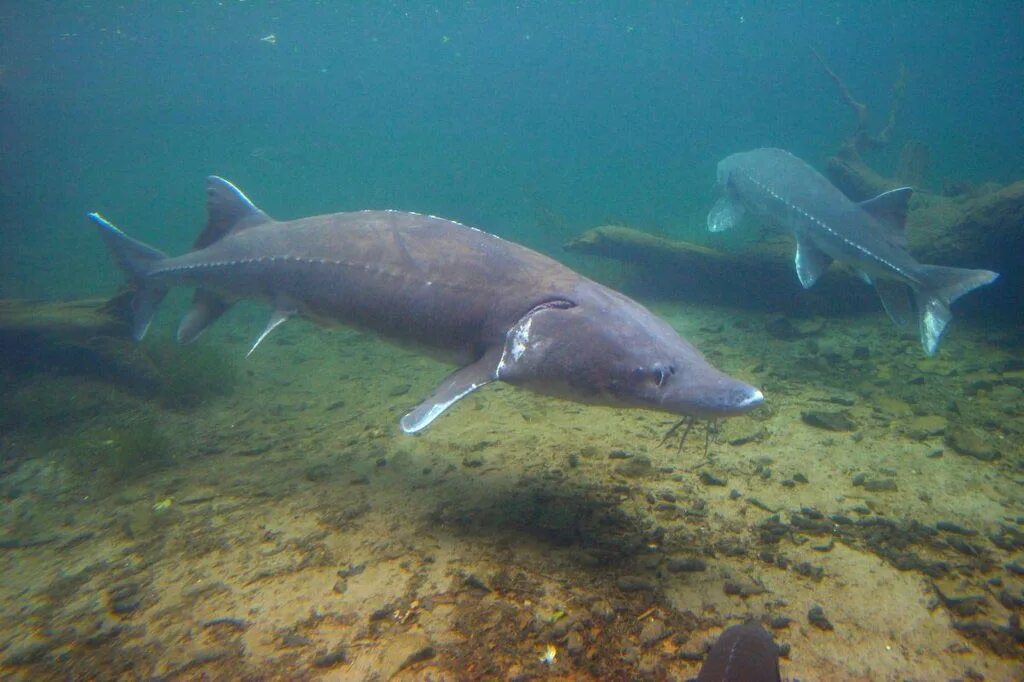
2,2,1023,680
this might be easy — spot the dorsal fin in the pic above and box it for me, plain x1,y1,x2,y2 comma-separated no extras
859,187,913,235
193,176,272,249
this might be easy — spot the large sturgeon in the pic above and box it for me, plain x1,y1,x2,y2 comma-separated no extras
88,177,763,433
708,148,998,355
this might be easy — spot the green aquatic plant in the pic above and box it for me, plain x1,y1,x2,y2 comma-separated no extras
145,340,239,408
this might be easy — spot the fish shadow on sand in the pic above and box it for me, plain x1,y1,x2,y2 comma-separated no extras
427,480,653,565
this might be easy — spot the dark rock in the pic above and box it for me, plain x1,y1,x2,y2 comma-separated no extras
400,645,435,669
591,599,615,622
313,643,348,668
933,580,989,617
279,631,313,648
609,449,633,459
852,473,866,486
699,471,727,486
769,615,792,629
3,640,52,666
792,473,809,484
954,619,1024,658
616,575,657,592
808,605,834,631
666,557,707,573
863,479,898,492
107,582,142,615
723,578,766,597
461,455,485,467
947,428,999,461
338,563,366,578
462,573,491,592
203,617,249,631
905,415,947,440
794,562,825,580
305,464,333,482
802,410,856,431
387,384,411,397
615,456,654,479
936,521,977,536
990,524,1024,551
565,630,585,654
639,619,669,647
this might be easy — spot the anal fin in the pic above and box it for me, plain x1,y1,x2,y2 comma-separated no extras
873,278,915,329
400,347,502,434
794,234,832,288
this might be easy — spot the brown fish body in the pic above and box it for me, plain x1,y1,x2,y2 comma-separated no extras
89,177,763,432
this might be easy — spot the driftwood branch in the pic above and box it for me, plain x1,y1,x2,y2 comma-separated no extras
812,48,906,159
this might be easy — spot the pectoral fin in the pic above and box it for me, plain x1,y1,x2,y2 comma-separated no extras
707,196,746,233
400,347,502,434
794,234,832,288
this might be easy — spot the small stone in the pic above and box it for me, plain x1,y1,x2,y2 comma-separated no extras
666,557,706,573
303,464,332,482
313,643,348,668
808,605,834,631
723,578,766,597
615,456,654,479
565,630,585,654
616,575,657,592
906,415,947,440
874,397,913,417
3,640,51,666
947,428,999,461
591,599,615,622
699,471,727,486
387,384,411,397
332,579,348,594
936,521,977,536
792,473,808,484
863,479,898,492
609,449,633,459
639,619,669,647
852,473,866,487
769,615,792,629
801,410,856,431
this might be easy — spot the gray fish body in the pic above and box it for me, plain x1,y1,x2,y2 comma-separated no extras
709,148,998,355
696,622,781,682
90,177,764,433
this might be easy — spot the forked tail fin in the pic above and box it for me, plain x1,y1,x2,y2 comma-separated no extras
87,212,168,341
913,264,998,356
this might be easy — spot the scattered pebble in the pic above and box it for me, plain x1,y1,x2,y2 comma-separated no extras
801,410,856,431
699,471,726,486
616,575,657,592
863,479,898,492
312,643,348,668
666,557,707,573
808,605,834,631
639,619,669,647
946,428,999,461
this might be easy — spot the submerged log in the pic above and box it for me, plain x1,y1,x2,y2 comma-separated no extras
564,226,875,313
0,293,160,391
